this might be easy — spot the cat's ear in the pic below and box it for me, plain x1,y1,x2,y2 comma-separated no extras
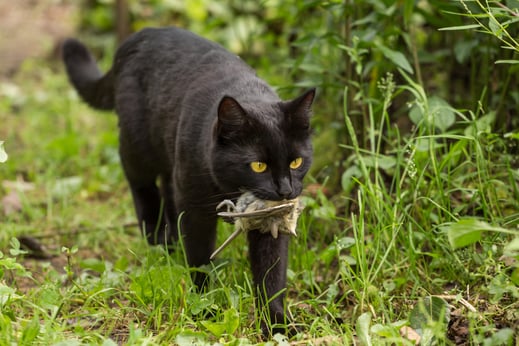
285,88,316,130
217,96,248,139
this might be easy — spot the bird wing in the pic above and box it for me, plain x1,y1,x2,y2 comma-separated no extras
217,203,294,219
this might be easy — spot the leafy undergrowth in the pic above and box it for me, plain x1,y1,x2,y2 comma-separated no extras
1,56,518,345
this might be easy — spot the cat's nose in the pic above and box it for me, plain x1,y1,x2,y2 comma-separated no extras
276,177,293,199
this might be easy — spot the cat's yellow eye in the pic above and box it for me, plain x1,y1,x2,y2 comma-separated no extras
290,157,303,170
250,161,267,173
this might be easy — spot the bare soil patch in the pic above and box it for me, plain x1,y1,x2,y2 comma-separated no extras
0,0,77,76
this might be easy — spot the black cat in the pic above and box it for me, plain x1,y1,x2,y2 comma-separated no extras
62,27,314,335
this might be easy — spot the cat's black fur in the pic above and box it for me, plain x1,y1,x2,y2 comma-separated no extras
62,27,314,335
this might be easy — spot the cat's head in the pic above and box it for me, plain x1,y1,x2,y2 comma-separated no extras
211,89,315,201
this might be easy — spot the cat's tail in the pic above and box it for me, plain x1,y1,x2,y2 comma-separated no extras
62,39,115,110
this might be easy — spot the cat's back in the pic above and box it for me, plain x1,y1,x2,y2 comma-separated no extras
113,27,250,77
119,27,222,56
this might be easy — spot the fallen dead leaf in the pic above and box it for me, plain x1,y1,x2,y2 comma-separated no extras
2,178,35,192
400,326,420,345
499,255,516,267
2,190,22,215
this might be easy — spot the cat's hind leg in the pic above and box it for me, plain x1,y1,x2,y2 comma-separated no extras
121,156,168,245
116,76,168,246
178,208,217,288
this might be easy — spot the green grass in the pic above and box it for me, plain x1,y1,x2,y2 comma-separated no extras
0,55,518,345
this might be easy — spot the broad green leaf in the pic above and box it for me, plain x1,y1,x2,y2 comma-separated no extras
200,307,239,337
175,331,211,346
80,258,107,274
341,165,362,193
356,312,372,346
511,267,519,286
371,323,400,338
488,17,502,39
223,307,240,335
504,237,519,257
409,297,450,328
454,40,478,64
298,63,325,74
320,237,355,265
341,255,357,266
427,96,456,131
187,293,213,315
410,96,456,131
409,296,450,345
484,328,514,345
0,256,27,273
9,237,28,256
506,0,519,9
0,141,7,163
464,112,496,136
413,137,442,152
447,220,483,249
447,218,518,249
38,286,62,313
407,103,422,127
359,154,397,171
376,43,414,74
0,282,20,306
337,237,356,250
200,319,227,337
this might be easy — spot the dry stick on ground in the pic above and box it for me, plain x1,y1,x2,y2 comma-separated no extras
17,222,139,258
434,294,478,313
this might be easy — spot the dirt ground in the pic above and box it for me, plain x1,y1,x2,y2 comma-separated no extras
0,0,77,76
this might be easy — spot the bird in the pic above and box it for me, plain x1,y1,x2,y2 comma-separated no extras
210,192,303,259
